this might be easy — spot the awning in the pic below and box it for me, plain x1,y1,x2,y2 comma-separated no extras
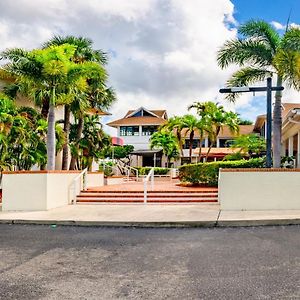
130,149,162,156
111,137,124,146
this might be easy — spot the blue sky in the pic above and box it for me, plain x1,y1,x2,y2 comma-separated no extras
232,0,300,25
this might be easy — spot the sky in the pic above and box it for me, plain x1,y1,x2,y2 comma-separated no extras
0,0,300,135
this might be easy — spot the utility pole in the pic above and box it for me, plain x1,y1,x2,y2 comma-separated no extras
219,78,284,168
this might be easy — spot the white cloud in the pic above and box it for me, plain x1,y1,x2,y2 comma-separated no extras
0,0,263,135
270,21,285,30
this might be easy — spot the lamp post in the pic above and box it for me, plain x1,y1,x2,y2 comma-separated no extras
219,78,284,168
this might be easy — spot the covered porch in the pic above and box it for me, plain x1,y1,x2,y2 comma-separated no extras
130,149,163,167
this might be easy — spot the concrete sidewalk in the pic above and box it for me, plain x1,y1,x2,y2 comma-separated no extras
0,203,300,227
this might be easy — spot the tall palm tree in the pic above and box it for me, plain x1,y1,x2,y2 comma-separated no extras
1,44,106,170
217,20,300,167
44,36,109,169
189,101,239,159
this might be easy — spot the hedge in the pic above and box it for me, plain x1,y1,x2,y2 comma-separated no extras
136,167,170,175
178,158,265,186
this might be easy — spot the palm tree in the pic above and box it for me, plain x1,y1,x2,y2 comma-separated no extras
1,44,106,170
150,131,179,167
217,20,300,167
181,114,202,161
189,101,239,159
160,116,184,156
44,36,109,169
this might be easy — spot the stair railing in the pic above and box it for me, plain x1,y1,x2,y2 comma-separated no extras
143,167,154,204
114,161,139,182
69,168,88,204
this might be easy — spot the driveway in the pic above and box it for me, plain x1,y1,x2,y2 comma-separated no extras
0,225,299,299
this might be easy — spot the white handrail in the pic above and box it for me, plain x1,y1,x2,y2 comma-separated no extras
125,165,139,182
143,167,154,204
69,168,88,204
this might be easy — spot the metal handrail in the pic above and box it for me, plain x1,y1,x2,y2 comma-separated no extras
143,167,154,204
100,160,139,182
124,165,139,182
69,168,88,204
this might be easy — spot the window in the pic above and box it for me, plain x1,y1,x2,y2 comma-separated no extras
219,139,234,147
142,126,157,136
183,139,204,149
120,126,139,136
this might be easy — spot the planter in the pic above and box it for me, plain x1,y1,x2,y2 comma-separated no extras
87,172,104,187
219,168,300,210
2,171,80,211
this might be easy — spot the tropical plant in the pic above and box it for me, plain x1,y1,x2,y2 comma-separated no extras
0,94,65,183
189,101,239,159
69,115,111,170
1,44,106,170
181,114,208,161
44,36,112,170
237,118,253,125
217,20,300,167
229,133,266,157
150,130,179,167
160,116,184,156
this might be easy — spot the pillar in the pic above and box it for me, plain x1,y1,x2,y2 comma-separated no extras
297,131,300,167
204,137,208,147
288,136,294,157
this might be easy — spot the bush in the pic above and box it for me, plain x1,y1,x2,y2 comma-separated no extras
137,167,170,176
178,158,265,186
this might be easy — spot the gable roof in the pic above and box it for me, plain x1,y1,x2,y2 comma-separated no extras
107,107,167,128
254,103,300,131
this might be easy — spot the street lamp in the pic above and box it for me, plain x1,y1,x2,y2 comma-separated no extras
219,77,284,168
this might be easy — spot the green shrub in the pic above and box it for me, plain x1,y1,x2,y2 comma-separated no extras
137,167,170,176
178,158,265,186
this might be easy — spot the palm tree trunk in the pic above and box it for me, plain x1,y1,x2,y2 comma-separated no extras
41,98,50,119
177,131,184,156
189,131,194,162
69,116,84,170
198,145,202,163
47,103,56,170
273,76,283,168
62,105,70,170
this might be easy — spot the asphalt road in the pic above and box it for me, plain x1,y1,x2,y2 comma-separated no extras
0,224,299,300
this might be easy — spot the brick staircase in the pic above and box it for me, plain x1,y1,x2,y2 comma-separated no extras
76,188,218,204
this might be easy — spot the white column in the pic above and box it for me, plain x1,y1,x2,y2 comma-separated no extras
288,136,294,157
139,126,142,136
216,138,220,148
297,131,300,167
205,137,208,147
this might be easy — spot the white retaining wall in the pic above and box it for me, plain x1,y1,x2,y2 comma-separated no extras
219,169,300,210
2,171,104,211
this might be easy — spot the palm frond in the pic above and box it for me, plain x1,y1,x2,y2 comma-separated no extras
281,27,300,51
225,67,272,102
274,49,300,90
239,19,281,52
217,39,273,69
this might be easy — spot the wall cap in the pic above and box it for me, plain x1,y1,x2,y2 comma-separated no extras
2,170,81,174
220,168,300,172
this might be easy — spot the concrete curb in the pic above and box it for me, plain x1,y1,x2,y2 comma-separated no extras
217,218,300,227
0,218,300,227
0,219,217,228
